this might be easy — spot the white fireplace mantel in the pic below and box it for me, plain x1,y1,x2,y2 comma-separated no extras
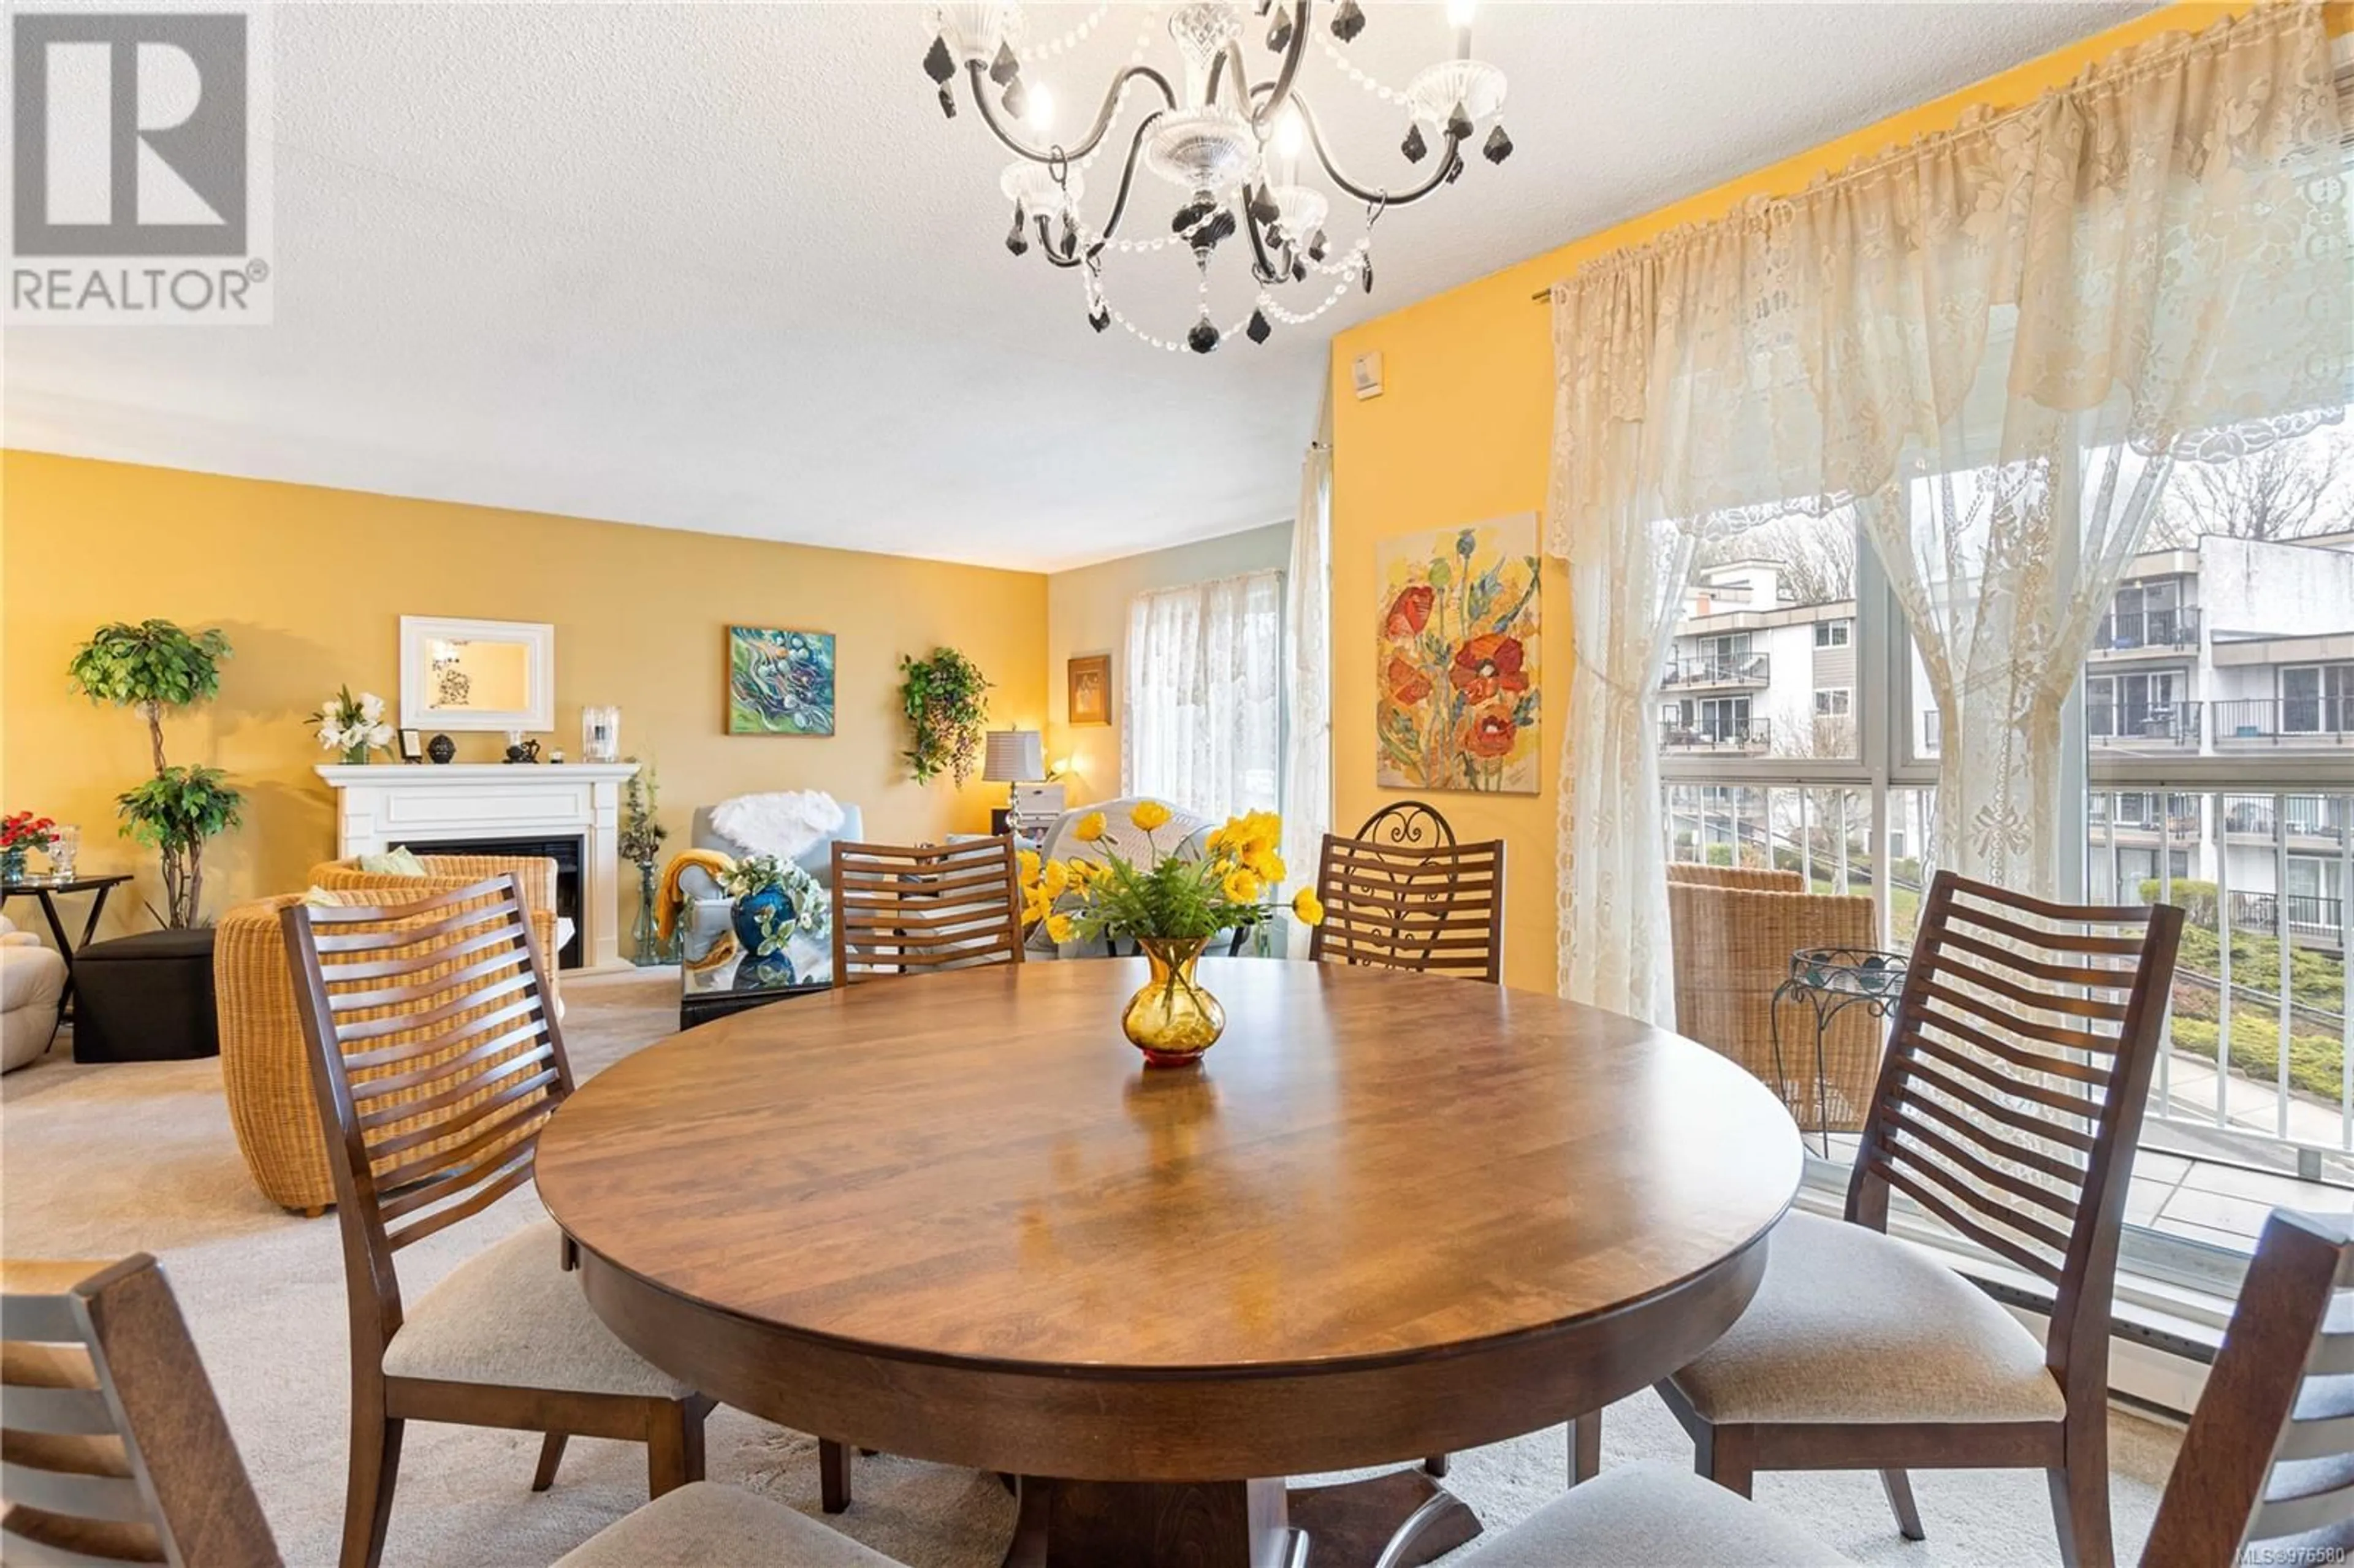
315,763,638,970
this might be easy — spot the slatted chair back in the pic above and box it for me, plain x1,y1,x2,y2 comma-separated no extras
1849,870,2182,1396
280,875,573,1357
1,1254,280,1568
831,837,1026,985
1308,832,1506,984
2143,1209,2354,1567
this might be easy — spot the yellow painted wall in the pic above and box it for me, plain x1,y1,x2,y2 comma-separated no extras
0,451,1046,943
1328,1,2325,994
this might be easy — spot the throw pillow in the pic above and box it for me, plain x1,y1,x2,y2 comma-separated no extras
355,847,429,877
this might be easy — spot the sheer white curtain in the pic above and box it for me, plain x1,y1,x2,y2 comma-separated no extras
1547,5,2345,1018
1123,569,1284,821
1280,379,1334,929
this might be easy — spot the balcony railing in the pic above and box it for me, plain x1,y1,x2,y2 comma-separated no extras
2093,607,2201,653
2089,704,2202,749
2229,891,2348,950
2213,698,2354,746
1662,652,1771,690
1661,718,1772,753
2220,794,2352,843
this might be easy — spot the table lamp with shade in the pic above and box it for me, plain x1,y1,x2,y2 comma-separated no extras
982,730,1060,837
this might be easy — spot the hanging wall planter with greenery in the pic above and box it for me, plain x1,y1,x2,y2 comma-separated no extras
66,619,243,928
899,648,991,786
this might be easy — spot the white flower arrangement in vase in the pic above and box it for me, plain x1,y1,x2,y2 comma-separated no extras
310,686,394,765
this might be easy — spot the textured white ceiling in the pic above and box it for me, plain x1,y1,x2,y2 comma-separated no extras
2,2,2146,571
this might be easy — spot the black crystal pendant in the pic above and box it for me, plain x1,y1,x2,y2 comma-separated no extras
1444,156,1464,185
1484,124,1514,164
1445,101,1474,143
1247,308,1273,344
1188,316,1221,354
1306,227,1328,262
1267,4,1292,51
1059,211,1078,259
1401,123,1427,164
989,40,1019,85
1005,204,1029,257
1089,303,1111,333
923,36,956,83
1292,256,1308,281
1331,0,1366,43
1362,257,1374,293
1001,75,1029,121
1247,184,1279,225
1197,209,1236,249
937,85,957,119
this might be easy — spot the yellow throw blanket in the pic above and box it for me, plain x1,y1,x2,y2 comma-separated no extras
655,848,737,943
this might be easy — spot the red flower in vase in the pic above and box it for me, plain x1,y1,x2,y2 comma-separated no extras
1,812,55,849
1385,655,1433,706
1461,708,1519,759
1449,634,1529,702
1385,585,1434,639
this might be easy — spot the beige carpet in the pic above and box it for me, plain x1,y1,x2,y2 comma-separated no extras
1,968,2181,1567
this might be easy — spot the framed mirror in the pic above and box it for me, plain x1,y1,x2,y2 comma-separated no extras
399,616,555,732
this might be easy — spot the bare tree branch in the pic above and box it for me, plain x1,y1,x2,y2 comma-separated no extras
2155,424,2354,546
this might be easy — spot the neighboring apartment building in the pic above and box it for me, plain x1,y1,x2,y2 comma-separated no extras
2084,530,2353,948
1665,535,2354,949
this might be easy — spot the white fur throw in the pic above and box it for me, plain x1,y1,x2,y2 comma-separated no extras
712,791,846,863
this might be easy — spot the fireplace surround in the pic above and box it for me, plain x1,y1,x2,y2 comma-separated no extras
314,763,637,970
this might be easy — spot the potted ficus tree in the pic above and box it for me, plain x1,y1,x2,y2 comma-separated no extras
66,619,243,927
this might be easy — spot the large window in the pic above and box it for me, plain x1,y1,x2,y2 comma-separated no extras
1122,569,1282,819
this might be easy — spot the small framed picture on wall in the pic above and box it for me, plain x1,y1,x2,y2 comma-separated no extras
1068,654,1111,726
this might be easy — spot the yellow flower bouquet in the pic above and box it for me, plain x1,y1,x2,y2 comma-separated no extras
1021,804,1321,1066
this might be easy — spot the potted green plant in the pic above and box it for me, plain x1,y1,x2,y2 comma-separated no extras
717,854,827,984
898,647,991,785
66,620,242,927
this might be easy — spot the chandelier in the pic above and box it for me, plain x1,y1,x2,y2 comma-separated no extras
920,2,1511,354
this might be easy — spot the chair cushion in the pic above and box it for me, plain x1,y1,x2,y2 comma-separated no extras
1466,1465,1849,1567
554,1482,904,1567
1669,1211,2065,1425
383,1219,692,1399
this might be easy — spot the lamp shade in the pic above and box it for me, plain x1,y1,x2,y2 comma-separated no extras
983,729,1045,783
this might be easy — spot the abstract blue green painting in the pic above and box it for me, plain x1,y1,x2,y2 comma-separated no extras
727,626,836,736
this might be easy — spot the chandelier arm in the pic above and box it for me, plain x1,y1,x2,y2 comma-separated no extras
965,60,1178,166
1035,213,1082,268
1091,111,1168,243
1290,93,1461,206
1250,0,1313,129
1242,199,1287,287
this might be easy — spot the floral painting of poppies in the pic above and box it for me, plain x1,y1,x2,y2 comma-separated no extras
1376,516,1540,794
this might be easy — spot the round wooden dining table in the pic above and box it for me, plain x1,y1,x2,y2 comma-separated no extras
537,957,1804,1568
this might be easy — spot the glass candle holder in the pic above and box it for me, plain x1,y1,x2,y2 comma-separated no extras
582,705,621,763
45,825,78,879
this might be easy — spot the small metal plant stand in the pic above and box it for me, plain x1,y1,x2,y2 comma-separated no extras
1771,946,1909,1156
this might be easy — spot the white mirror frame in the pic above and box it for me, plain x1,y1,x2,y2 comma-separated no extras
398,615,556,733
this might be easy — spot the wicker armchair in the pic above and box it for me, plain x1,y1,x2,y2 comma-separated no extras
215,856,560,1214
1662,862,1879,1134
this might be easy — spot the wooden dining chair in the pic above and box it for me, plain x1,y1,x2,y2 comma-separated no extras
831,837,1026,985
1459,1208,2354,1567
1567,870,2182,1567
1308,809,1504,986
281,875,728,1568
2,1253,281,1568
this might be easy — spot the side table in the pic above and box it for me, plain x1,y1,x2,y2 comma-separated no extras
0,874,134,1025
1770,945,1908,1156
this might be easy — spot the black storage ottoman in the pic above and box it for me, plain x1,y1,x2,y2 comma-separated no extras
72,927,220,1062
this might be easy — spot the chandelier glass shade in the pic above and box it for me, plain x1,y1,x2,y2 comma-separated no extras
919,1,1512,354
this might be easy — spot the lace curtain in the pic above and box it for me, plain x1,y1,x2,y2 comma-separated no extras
1123,568,1286,821
1280,380,1335,935
1547,4,2346,1016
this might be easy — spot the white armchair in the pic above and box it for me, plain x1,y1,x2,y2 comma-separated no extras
1,916,66,1072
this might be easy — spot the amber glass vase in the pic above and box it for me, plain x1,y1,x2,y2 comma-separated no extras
1121,936,1226,1067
